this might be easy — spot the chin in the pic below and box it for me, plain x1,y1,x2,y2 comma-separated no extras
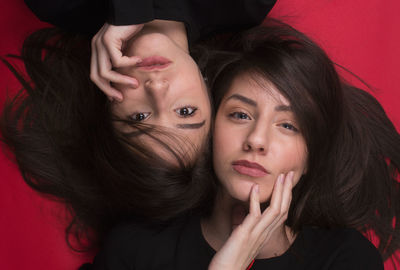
228,180,274,204
259,192,273,204
229,180,255,202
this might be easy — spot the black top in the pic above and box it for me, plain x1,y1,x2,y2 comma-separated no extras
24,0,276,42
88,215,384,270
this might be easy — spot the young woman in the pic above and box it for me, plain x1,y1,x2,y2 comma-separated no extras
88,21,399,269
0,0,276,250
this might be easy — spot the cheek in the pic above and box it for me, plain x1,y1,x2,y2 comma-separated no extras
272,139,307,175
213,120,229,163
212,115,238,178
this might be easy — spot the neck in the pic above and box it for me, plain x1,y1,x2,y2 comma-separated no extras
142,19,189,53
201,189,296,259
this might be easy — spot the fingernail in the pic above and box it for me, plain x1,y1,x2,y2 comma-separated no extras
254,184,259,193
279,174,285,183
288,171,294,181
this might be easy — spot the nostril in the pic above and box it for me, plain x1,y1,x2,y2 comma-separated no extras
144,79,169,91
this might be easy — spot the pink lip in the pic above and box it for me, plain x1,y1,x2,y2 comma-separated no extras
136,56,172,70
232,160,269,177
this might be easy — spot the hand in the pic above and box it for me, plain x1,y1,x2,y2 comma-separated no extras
90,23,144,101
208,172,294,270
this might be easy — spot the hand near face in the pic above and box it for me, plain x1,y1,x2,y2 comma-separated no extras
91,23,144,101
208,172,294,270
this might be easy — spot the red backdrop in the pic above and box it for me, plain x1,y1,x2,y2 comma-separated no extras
0,0,399,269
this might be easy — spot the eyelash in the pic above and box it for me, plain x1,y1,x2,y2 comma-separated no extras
280,122,299,132
228,111,252,120
130,106,198,121
130,112,151,122
175,106,198,118
228,111,299,132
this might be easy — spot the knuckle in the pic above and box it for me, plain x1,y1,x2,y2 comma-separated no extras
98,69,109,79
96,35,103,47
269,207,281,218
91,37,97,48
253,213,262,221
282,213,289,220
89,72,95,81
112,59,122,67
100,33,108,44
89,72,98,83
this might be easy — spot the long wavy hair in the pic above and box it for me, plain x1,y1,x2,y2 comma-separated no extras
0,28,215,250
205,20,400,261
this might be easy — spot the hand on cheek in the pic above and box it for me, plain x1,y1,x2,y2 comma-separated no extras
209,172,295,270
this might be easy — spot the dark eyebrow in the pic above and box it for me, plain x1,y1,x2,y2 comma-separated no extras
176,120,206,129
226,94,257,107
275,105,292,112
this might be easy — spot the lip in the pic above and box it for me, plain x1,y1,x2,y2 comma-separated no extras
136,56,172,71
232,160,269,177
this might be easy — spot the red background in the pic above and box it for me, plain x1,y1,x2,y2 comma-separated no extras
0,0,399,269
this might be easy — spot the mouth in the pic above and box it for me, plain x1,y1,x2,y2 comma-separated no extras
232,160,269,177
136,56,172,70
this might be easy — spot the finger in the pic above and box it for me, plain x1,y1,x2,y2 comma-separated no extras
255,174,285,231
97,77,124,102
91,25,124,101
102,25,143,67
265,172,294,233
91,27,123,100
111,54,143,68
103,69,139,88
238,185,262,231
92,52,124,101
104,36,142,67
91,55,124,100
280,171,294,214
249,184,261,217
265,174,285,217
98,44,138,84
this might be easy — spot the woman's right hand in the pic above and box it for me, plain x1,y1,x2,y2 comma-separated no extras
90,23,144,102
208,172,294,270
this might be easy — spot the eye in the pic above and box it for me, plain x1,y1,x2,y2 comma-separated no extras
229,112,252,120
130,112,151,121
280,122,299,132
175,106,197,118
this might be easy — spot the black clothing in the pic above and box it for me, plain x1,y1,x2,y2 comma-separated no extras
91,215,384,270
24,0,276,42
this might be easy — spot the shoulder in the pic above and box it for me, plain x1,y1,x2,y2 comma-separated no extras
300,227,384,270
92,216,193,270
92,221,154,269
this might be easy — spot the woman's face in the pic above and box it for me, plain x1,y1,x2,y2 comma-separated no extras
213,74,308,202
112,32,211,163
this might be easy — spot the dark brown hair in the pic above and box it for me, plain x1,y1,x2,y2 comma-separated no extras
0,28,215,250
205,20,400,260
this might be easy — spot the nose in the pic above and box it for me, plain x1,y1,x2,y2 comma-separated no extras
243,124,269,154
144,78,169,93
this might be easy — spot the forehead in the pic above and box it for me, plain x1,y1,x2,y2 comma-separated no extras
224,73,290,107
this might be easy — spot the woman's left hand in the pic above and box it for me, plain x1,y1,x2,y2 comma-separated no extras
208,172,294,270
90,23,144,101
